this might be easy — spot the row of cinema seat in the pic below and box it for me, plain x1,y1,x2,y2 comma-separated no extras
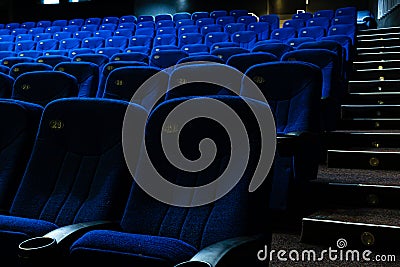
0,6,357,266
0,39,348,122
0,8,356,65
0,59,324,266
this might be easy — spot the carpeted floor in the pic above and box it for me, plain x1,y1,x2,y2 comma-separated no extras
269,231,400,267
317,164,400,186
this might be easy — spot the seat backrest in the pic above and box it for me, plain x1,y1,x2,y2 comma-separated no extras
54,62,99,97
72,53,109,70
59,38,81,50
9,98,147,226
251,43,293,58
110,52,148,63
224,23,246,35
36,55,71,67
231,31,258,49
298,26,325,39
248,22,270,40
270,27,297,41
282,19,305,31
12,71,79,106
120,95,271,251
178,33,203,48
242,61,321,134
97,61,148,98
314,9,334,20
173,12,191,22
0,72,15,97
149,50,188,69
176,54,224,64
103,66,167,106
9,62,53,79
81,36,105,49
226,52,278,74
1,56,35,68
0,99,43,211
281,49,341,100
166,63,239,100
259,14,280,30
204,32,230,48
210,47,249,62
181,43,209,55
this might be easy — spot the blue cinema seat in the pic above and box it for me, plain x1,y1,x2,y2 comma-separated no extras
242,61,322,211
9,62,53,79
0,72,15,98
0,99,42,212
54,62,100,97
12,71,79,106
226,52,278,74
67,95,273,267
1,97,147,266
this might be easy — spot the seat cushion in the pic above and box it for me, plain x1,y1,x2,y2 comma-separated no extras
70,230,198,266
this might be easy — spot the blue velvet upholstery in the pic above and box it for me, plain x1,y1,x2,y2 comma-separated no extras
178,33,203,48
178,25,200,36
1,57,35,68
242,61,322,210
69,95,272,266
149,50,188,69
36,39,59,52
314,9,334,20
210,47,249,62
12,71,79,106
36,55,71,67
306,17,331,31
176,54,224,64
231,31,257,49
81,37,105,49
0,65,10,75
103,66,167,108
0,98,147,265
54,62,99,97
194,20,214,32
97,61,148,98
0,72,15,98
251,43,293,59
282,19,305,31
110,52,148,63
248,22,271,41
281,49,342,131
237,15,258,26
72,53,109,71
166,63,239,100
0,99,42,211
226,52,278,74
224,23,246,36
204,32,229,48
9,63,53,79
298,26,326,40
200,24,223,36
180,44,209,55
259,14,280,30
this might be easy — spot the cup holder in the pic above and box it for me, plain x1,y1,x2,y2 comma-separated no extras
18,237,58,263
175,261,212,267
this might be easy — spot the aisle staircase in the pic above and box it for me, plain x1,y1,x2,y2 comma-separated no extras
300,26,400,251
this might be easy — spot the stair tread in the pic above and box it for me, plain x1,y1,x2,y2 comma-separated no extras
305,208,400,227
317,164,400,186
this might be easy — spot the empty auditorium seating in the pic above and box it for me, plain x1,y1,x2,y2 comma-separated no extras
281,49,343,130
103,66,165,104
12,71,79,106
9,62,53,79
0,72,14,97
67,95,272,267
97,61,148,98
54,62,99,97
242,61,322,210
0,99,42,212
149,50,188,68
210,47,249,62
226,52,278,73
0,98,147,265
251,43,293,58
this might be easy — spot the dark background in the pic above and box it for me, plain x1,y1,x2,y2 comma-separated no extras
0,0,380,23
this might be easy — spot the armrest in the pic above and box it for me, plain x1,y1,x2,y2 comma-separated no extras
44,220,120,245
18,221,121,265
175,234,269,267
